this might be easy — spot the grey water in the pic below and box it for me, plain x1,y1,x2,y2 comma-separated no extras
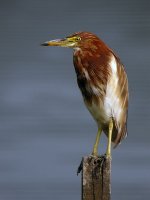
0,0,149,199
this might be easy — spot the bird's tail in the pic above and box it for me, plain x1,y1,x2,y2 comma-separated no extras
103,121,127,148
113,125,128,148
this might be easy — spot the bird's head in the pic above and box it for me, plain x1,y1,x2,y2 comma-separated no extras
41,32,103,50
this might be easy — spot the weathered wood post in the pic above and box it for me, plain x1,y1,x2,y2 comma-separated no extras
78,155,111,200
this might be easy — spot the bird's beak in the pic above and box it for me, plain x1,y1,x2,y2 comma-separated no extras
41,39,66,47
41,37,76,48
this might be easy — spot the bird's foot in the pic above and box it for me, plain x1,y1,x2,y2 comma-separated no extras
77,154,110,177
105,147,112,158
91,155,106,172
91,148,99,157
105,152,112,159
91,152,98,157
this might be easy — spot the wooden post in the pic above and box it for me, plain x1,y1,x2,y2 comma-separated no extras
78,155,111,200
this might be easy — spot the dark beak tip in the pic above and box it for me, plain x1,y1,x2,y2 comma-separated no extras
41,42,49,46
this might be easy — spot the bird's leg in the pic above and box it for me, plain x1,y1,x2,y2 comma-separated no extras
92,127,102,156
106,118,113,157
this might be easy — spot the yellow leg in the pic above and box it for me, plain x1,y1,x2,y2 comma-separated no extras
92,127,102,156
106,118,113,157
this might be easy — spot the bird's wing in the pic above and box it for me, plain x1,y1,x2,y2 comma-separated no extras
111,54,129,147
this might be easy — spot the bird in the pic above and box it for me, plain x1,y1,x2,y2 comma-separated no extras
41,31,129,157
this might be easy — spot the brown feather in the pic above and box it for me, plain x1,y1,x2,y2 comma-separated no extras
72,32,128,147
112,55,129,147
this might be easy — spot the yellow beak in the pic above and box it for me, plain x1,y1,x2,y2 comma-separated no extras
41,37,77,48
41,39,67,47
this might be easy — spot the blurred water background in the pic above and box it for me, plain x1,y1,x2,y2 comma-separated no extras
0,0,150,199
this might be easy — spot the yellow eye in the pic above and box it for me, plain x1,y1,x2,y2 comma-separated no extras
75,37,81,41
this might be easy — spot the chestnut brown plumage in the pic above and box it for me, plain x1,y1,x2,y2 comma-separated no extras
41,32,129,157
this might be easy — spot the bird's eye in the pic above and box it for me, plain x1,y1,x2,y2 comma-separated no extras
75,37,81,41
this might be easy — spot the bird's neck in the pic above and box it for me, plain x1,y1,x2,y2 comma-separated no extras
73,45,110,74
73,45,112,104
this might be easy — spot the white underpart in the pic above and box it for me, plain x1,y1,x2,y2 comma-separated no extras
104,55,122,123
85,55,122,127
